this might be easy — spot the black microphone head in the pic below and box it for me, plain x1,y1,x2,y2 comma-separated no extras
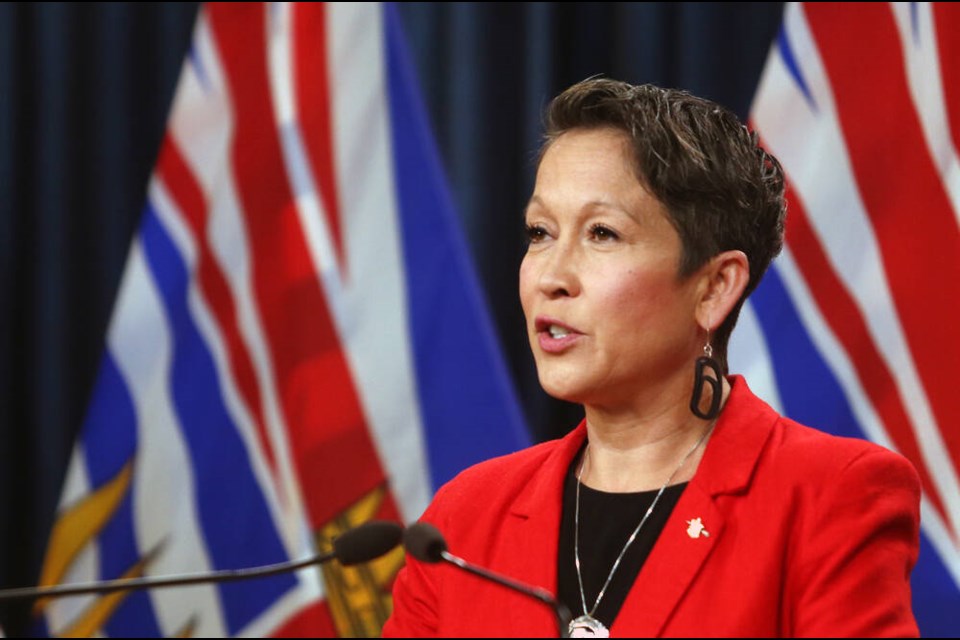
332,520,403,566
403,521,447,563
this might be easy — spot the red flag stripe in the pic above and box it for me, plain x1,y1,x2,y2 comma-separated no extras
206,4,386,527
933,2,960,183
804,2,960,468
293,3,347,274
156,134,279,476
780,180,951,530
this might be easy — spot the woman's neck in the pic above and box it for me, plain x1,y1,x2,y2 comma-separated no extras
580,376,730,492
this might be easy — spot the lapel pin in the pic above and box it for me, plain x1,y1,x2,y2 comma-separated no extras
686,517,709,539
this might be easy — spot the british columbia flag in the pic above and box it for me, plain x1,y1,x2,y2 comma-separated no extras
731,2,960,636
34,3,528,636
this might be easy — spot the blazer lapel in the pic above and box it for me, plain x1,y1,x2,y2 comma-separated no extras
613,483,724,636
507,424,588,627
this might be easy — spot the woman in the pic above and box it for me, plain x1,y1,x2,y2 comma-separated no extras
382,78,920,638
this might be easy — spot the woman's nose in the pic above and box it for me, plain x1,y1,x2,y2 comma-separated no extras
537,240,580,299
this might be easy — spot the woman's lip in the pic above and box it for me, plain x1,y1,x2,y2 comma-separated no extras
534,316,580,333
537,331,582,354
534,316,583,353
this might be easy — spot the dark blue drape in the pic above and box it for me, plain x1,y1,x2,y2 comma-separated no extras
0,3,201,634
0,2,782,635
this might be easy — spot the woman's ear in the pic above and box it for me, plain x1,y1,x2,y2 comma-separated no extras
696,250,750,330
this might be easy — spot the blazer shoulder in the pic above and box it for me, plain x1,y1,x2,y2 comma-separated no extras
769,415,919,487
435,437,564,501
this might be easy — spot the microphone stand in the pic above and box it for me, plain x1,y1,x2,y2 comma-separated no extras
439,551,572,638
0,519,404,603
0,552,335,601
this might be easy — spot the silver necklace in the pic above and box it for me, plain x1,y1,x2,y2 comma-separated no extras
569,423,715,638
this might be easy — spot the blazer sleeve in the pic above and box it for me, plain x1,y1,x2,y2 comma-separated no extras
787,447,921,637
382,486,451,638
382,551,439,638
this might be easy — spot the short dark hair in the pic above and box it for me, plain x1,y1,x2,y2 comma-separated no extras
540,77,786,371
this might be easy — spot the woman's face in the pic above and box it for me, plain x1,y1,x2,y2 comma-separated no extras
520,127,702,408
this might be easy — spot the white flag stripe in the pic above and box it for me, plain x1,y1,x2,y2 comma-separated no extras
167,16,232,194
170,8,317,562
752,5,960,537
775,248,895,465
107,239,227,637
149,174,324,634
58,444,93,510
328,2,432,522
891,2,960,226
268,3,348,315
728,300,785,416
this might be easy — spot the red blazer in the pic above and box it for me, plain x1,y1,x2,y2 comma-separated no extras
383,376,921,637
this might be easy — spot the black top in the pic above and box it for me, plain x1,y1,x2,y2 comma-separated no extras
557,447,687,630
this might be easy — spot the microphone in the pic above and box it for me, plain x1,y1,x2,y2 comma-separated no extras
0,519,402,602
404,522,572,638
334,520,403,564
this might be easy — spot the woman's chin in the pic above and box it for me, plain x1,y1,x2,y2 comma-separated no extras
537,373,593,405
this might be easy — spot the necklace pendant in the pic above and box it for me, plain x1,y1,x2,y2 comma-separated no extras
569,614,610,638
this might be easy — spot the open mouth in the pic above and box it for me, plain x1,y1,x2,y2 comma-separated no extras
534,317,582,353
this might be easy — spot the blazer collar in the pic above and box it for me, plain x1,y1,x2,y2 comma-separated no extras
510,376,776,513
689,375,778,497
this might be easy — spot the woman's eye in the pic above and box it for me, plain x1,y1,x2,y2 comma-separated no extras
589,224,619,241
525,224,548,243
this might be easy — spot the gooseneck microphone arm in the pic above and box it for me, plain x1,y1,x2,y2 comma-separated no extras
438,550,560,611
0,520,403,602
0,553,332,601
404,522,572,638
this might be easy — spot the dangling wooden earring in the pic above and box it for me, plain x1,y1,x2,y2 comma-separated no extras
690,332,722,420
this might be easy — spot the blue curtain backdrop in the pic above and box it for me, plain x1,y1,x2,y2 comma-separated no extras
0,2,783,635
